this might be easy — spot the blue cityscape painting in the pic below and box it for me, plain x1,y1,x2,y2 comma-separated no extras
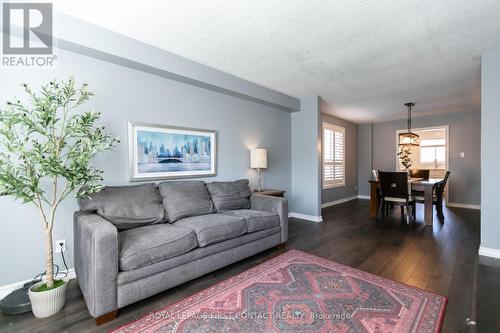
129,123,216,180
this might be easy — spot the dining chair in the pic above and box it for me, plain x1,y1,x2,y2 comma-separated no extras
371,169,383,213
410,169,430,198
415,171,451,218
409,169,430,180
378,171,416,223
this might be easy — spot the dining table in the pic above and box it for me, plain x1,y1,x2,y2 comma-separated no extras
369,177,446,226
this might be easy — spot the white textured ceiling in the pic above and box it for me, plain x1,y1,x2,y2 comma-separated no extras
55,1,500,123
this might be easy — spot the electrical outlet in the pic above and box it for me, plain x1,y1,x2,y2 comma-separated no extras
56,239,66,253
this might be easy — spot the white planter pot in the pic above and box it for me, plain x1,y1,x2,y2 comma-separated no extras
28,279,68,318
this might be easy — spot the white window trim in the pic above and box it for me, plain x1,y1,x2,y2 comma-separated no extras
322,122,346,189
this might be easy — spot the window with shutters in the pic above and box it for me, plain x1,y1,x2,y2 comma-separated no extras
322,123,345,188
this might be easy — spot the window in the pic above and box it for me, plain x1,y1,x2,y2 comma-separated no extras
323,123,345,188
420,139,446,164
396,126,448,170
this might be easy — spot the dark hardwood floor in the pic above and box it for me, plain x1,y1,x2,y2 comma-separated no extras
1,199,498,332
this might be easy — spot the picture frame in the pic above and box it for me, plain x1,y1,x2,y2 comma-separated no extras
128,122,217,181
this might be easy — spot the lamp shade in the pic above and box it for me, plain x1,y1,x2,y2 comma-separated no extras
250,149,267,169
398,102,420,146
398,132,420,146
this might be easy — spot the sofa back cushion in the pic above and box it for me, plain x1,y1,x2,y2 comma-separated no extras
78,184,166,229
206,179,252,212
158,181,214,222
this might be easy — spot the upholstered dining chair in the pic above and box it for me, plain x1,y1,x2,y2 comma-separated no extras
415,171,451,218
409,169,430,180
371,169,383,213
378,171,416,223
410,169,430,198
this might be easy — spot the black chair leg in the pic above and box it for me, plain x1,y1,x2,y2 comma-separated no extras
400,206,405,216
437,201,444,218
412,203,416,221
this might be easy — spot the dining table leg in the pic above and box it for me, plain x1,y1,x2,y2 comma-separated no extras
424,185,434,226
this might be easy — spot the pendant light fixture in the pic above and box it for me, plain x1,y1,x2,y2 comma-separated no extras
398,102,420,146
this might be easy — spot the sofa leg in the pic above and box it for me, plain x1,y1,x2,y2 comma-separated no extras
95,310,118,325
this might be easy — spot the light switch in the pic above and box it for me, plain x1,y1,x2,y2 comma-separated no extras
460,152,465,158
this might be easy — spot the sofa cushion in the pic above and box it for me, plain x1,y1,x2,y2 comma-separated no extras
78,184,166,229
206,179,252,212
158,181,214,222
117,226,281,285
118,224,198,271
174,214,247,247
222,209,280,233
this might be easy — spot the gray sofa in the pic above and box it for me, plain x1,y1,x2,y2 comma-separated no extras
74,179,288,323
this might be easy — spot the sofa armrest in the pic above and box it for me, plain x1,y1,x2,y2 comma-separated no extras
250,194,288,243
74,211,118,318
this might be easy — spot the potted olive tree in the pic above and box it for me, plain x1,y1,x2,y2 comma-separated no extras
0,78,119,318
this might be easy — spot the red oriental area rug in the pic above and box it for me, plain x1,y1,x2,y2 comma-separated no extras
112,249,447,333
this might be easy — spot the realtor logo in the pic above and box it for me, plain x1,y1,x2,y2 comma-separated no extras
2,2,53,54
2,2,55,67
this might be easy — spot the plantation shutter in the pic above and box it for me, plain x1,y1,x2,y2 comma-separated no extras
323,123,345,188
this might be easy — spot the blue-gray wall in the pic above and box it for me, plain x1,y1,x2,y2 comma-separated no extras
358,111,481,206
357,123,373,197
290,97,322,218
321,113,358,203
0,50,294,285
481,50,500,252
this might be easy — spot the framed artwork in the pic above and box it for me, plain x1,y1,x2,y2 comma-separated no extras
128,122,216,181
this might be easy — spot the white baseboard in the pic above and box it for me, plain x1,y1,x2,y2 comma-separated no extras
479,246,500,259
0,269,76,300
321,195,370,208
289,212,323,222
321,195,358,208
446,202,481,210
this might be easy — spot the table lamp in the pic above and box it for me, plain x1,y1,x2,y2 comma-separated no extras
250,148,267,192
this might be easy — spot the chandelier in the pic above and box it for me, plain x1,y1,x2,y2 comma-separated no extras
398,102,420,146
